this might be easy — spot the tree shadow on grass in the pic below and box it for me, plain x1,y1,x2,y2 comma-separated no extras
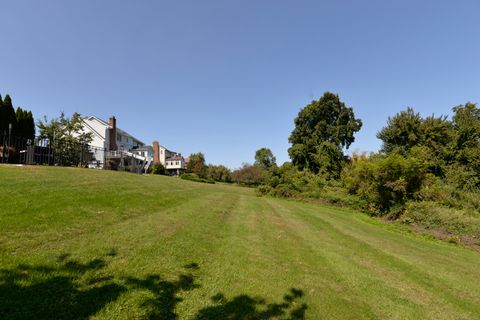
1,255,307,320
195,288,308,320
0,255,202,320
124,262,201,320
0,253,125,320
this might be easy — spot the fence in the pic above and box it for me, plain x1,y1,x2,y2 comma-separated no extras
0,134,150,173
0,134,106,168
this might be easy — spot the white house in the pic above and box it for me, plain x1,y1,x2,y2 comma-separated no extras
152,141,186,175
81,115,186,174
131,145,153,159
82,116,144,151
81,116,148,168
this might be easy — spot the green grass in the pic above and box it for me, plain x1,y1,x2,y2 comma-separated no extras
1,165,480,319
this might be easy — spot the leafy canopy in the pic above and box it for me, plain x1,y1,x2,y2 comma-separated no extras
377,108,454,157
254,148,276,170
38,112,93,145
37,112,93,166
187,153,207,177
288,92,362,176
206,165,232,182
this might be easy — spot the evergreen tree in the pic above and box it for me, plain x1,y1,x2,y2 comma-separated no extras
16,107,25,138
1,95,17,135
27,111,35,139
0,94,4,134
17,107,35,140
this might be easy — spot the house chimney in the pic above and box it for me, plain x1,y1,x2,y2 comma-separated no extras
153,141,160,164
108,116,117,151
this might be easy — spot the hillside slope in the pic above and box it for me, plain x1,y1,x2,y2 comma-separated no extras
1,165,479,319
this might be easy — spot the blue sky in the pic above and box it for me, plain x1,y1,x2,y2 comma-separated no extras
1,1,479,168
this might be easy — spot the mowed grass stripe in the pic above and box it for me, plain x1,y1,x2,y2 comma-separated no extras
1,165,480,319
280,200,480,318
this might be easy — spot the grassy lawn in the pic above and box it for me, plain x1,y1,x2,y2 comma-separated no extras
1,165,480,319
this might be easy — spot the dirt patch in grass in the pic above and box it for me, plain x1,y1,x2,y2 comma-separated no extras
408,225,480,253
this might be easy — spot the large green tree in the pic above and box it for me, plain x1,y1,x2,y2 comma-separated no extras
254,148,276,170
37,112,93,166
231,163,263,186
288,92,362,177
377,108,454,175
206,164,232,182
15,107,35,140
186,152,207,177
0,94,35,140
0,94,17,135
377,107,454,155
377,108,422,155
0,95,3,131
450,103,480,189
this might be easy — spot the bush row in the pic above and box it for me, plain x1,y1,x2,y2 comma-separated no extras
180,173,215,184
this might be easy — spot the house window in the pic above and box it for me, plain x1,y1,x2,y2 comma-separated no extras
117,135,121,142
176,161,179,165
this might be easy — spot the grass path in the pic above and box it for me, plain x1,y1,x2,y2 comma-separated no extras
1,165,479,319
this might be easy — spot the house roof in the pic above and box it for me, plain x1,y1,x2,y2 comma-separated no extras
132,145,153,151
81,119,105,140
116,127,145,145
158,144,176,154
83,115,145,146
84,115,109,126
166,155,184,161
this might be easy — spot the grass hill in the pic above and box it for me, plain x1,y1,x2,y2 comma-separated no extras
1,165,480,319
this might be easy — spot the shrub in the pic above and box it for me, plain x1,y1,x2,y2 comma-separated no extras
181,173,215,184
206,165,232,182
403,201,480,238
231,164,263,186
255,185,272,196
149,163,165,175
186,153,207,177
256,162,327,199
343,151,429,216
445,164,480,192
106,159,119,171
270,183,297,198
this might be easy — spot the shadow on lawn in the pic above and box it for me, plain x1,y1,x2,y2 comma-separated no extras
0,253,125,320
0,255,307,320
195,288,307,320
123,262,200,319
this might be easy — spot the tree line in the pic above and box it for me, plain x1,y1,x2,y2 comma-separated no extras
0,94,35,140
0,94,96,166
254,92,480,244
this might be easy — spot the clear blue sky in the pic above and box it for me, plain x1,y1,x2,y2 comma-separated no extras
1,1,479,168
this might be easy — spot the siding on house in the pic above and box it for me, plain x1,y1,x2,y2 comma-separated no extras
81,116,186,172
